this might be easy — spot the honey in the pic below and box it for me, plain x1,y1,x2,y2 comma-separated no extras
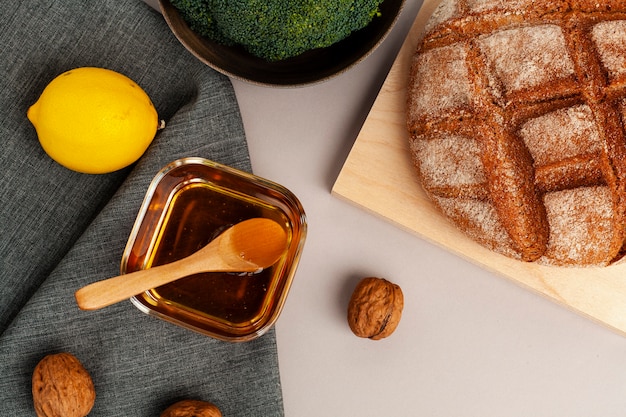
121,158,306,341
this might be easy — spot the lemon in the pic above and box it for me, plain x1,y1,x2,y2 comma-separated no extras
27,67,160,174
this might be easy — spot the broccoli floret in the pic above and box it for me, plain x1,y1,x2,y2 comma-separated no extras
170,0,385,61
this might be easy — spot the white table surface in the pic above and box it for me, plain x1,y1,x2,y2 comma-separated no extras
144,1,626,415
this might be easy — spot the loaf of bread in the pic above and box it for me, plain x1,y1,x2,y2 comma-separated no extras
406,0,626,266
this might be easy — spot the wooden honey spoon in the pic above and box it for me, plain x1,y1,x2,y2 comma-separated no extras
75,218,288,311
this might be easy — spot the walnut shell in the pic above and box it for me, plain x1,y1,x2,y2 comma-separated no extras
161,399,222,417
347,277,403,340
32,352,96,417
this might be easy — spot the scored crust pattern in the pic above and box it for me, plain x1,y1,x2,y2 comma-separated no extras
406,0,626,266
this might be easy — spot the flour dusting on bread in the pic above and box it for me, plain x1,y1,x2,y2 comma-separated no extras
406,0,626,266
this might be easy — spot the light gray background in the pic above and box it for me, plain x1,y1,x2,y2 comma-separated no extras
146,1,626,415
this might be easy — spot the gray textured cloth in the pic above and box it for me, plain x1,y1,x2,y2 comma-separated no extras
0,1,285,415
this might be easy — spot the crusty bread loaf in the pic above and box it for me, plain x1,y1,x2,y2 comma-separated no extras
406,0,626,266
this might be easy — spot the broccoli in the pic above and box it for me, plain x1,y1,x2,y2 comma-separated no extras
170,0,385,61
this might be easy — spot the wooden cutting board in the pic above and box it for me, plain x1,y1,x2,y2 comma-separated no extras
332,0,626,336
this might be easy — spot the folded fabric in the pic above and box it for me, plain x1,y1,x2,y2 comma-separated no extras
0,1,284,415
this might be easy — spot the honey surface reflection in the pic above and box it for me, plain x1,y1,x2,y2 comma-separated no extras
146,183,288,326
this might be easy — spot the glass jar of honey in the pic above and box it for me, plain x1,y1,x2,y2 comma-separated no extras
121,157,306,341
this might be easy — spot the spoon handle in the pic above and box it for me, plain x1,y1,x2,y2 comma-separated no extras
74,260,192,310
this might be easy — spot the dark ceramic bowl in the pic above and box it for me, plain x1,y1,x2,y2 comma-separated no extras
159,0,406,87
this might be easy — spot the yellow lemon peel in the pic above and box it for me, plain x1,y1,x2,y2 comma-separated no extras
27,67,160,174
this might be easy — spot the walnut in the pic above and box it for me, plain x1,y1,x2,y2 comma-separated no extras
32,352,96,417
347,277,404,340
161,399,223,417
